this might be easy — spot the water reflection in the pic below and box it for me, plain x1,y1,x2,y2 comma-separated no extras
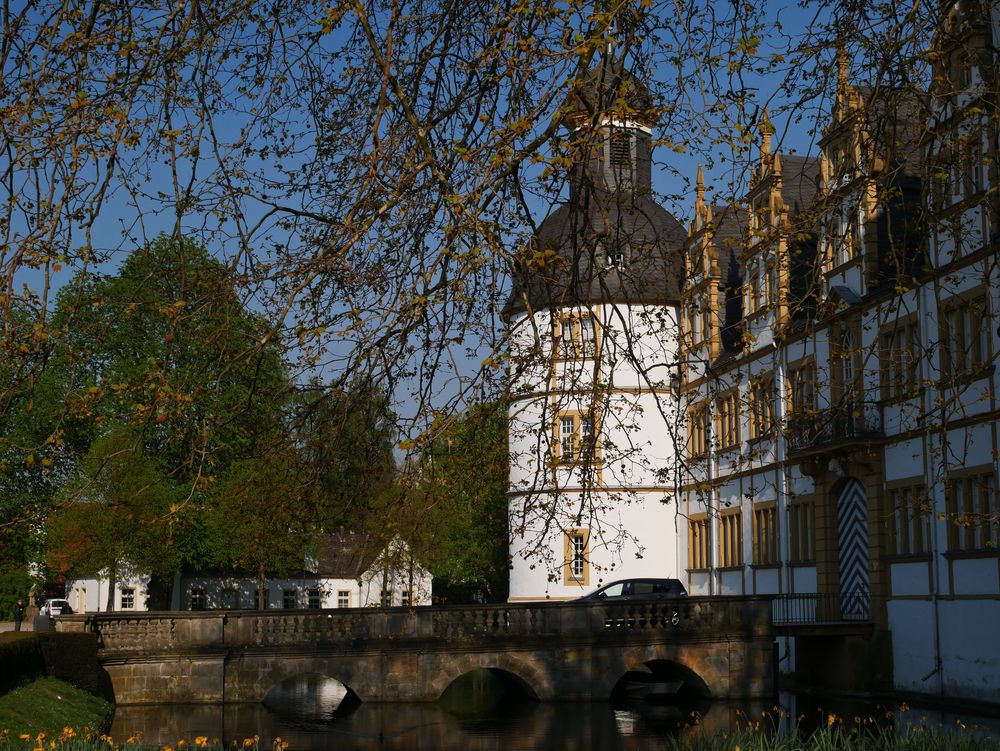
110,693,1000,751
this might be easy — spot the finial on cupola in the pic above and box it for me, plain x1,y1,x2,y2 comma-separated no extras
695,163,705,207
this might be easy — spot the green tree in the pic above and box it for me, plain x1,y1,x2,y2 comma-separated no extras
385,402,509,603
46,428,182,610
206,436,316,609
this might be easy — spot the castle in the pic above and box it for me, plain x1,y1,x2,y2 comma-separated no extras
507,1,1000,704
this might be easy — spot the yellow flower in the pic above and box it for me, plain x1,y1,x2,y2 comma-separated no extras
827,713,836,726
19,734,31,741
178,740,187,747
196,736,208,747
244,739,255,747
36,733,46,743
165,747,175,751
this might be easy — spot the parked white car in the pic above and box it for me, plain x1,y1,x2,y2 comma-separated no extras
40,599,73,616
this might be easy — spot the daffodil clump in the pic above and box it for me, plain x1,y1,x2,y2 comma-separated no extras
0,730,291,751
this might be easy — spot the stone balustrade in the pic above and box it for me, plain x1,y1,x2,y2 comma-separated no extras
57,596,772,655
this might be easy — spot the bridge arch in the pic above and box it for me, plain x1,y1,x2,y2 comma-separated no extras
262,672,361,719
595,644,721,701
428,652,549,701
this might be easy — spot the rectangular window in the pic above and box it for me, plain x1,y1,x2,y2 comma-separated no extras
789,501,815,563
563,528,590,584
401,590,411,607
609,130,632,168
190,587,206,611
283,589,298,609
947,472,999,552
716,390,741,449
887,484,931,557
253,589,268,609
221,588,239,609
940,294,991,378
337,590,350,609
688,404,710,457
381,589,393,607
752,505,778,565
555,313,598,359
121,588,135,610
881,321,921,400
748,375,775,440
688,516,711,570
718,510,743,568
307,588,321,609
554,411,598,464
788,362,816,417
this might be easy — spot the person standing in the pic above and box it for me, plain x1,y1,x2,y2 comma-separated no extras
13,598,25,632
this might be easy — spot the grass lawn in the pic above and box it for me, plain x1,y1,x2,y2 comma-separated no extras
0,676,112,738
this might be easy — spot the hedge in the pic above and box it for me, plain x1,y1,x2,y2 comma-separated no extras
0,632,101,696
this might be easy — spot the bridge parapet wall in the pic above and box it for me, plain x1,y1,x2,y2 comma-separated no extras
56,597,774,705
58,596,772,654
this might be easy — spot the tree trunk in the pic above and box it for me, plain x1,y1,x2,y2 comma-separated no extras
106,566,117,612
257,566,266,610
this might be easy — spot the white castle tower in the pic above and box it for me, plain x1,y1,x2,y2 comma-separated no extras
505,59,688,601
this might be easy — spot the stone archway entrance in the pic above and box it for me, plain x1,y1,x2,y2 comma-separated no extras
836,476,870,620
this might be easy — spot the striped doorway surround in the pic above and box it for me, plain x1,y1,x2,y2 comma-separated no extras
836,477,870,620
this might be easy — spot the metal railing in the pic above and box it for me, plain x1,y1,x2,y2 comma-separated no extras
786,401,883,453
771,590,871,625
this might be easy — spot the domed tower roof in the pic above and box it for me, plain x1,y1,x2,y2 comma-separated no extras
505,60,685,317
564,56,657,127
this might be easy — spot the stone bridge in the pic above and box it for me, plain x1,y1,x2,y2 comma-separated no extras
57,596,775,705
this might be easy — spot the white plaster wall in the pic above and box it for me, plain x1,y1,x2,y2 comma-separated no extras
790,566,817,593
889,562,930,597
888,599,937,692
951,558,1000,596
65,574,151,613
939,599,1000,701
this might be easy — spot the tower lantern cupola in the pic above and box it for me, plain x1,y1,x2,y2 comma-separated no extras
563,56,657,196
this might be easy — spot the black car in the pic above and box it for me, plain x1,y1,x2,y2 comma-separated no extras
575,578,688,602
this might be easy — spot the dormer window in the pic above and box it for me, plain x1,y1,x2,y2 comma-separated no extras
606,245,626,270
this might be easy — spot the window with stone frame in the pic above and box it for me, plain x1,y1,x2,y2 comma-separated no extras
688,515,710,570
688,403,710,458
282,589,298,609
307,588,321,609
715,390,741,449
752,504,779,565
788,500,815,563
947,471,999,553
553,410,597,464
337,590,350,608
190,587,206,611
788,360,816,417
939,292,991,379
563,528,590,585
120,587,135,610
718,509,743,568
381,589,393,607
748,373,776,440
886,482,932,557
881,320,921,400
555,312,598,359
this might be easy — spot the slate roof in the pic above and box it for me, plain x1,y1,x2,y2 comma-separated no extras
506,191,687,315
311,530,381,578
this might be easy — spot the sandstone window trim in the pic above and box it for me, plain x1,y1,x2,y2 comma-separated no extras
946,469,999,554
563,528,590,585
687,514,711,571
554,311,600,360
788,500,815,564
752,503,779,566
884,480,931,558
880,318,921,401
715,389,741,450
939,288,992,381
552,409,600,466
718,509,744,569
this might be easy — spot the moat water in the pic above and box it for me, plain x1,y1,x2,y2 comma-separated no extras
109,674,1000,751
